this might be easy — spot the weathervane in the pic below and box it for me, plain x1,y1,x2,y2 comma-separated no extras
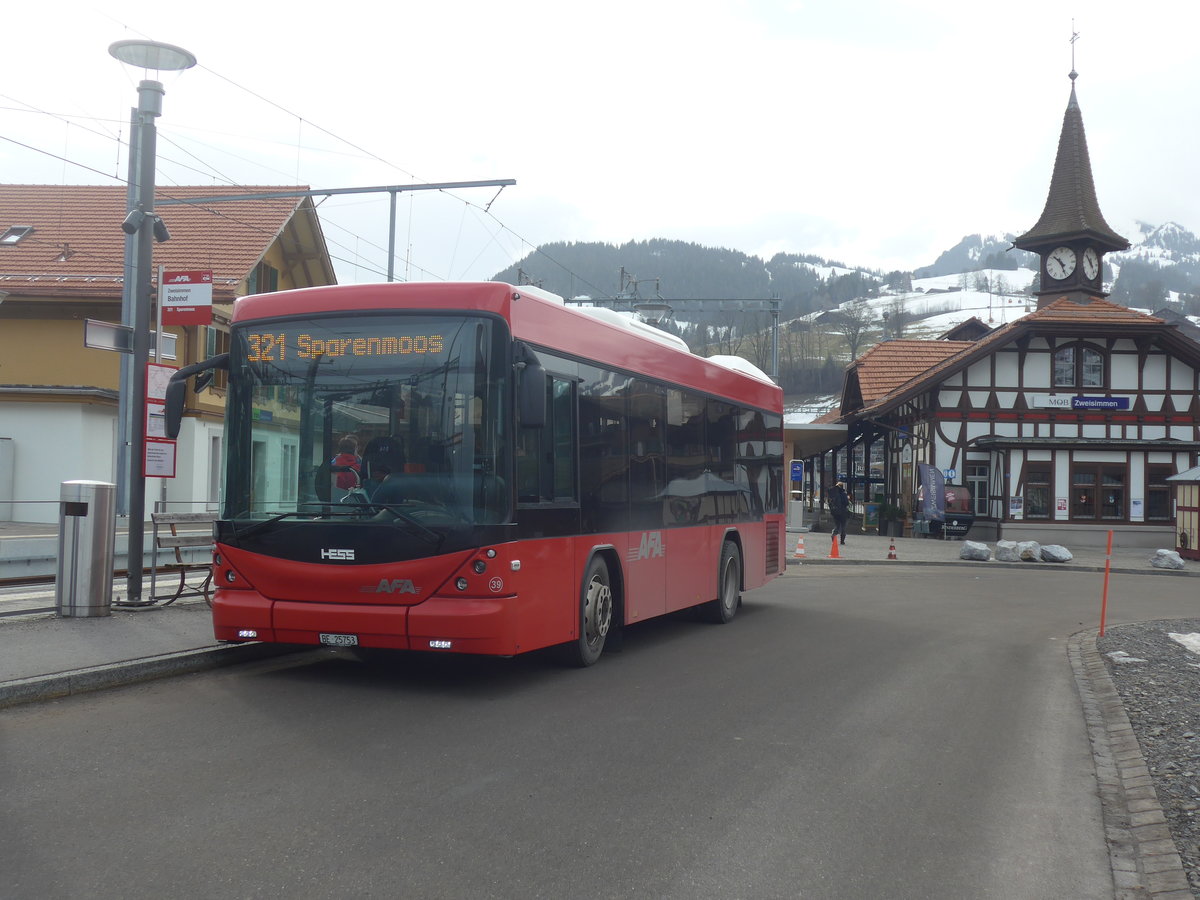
1069,20,1080,82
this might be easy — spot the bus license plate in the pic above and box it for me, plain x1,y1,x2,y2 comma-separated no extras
319,633,358,647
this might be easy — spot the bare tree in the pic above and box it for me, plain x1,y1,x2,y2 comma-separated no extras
833,299,876,358
886,294,911,339
708,310,745,357
741,311,773,371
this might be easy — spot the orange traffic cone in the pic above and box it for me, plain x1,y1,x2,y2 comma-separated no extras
793,535,806,561
828,533,840,559
887,541,898,560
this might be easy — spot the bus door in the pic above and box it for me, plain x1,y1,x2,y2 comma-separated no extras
626,381,668,620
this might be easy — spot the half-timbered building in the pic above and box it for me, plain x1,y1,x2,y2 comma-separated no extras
800,73,1200,550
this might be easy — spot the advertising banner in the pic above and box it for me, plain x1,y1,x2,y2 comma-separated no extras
918,462,945,522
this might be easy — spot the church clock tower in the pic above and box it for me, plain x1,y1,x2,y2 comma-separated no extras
1012,69,1129,308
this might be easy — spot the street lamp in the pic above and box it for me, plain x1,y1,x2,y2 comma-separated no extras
109,39,196,606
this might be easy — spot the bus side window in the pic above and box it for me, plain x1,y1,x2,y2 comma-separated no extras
517,376,576,504
629,380,666,530
665,389,706,526
550,378,575,500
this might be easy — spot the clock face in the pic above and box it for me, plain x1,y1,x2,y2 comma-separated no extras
1082,247,1100,280
1046,246,1077,280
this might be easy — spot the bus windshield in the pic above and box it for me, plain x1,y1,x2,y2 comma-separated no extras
223,312,511,528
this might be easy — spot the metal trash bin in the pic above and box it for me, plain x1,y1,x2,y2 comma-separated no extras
55,480,116,617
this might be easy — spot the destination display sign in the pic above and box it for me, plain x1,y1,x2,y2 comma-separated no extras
244,329,446,363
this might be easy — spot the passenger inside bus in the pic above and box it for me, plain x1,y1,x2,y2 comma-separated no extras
330,435,361,489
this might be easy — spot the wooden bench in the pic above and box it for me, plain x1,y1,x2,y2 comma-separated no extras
150,511,217,605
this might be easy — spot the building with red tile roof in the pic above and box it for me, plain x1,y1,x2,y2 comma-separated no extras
0,184,336,524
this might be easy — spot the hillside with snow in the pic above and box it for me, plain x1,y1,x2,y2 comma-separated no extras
784,251,1200,425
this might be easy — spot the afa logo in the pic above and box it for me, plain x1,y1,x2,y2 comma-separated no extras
361,579,420,594
629,531,665,561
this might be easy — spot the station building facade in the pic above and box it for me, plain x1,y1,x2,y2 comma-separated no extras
800,74,1200,549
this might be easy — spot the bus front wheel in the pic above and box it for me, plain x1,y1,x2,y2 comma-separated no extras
702,540,742,624
557,556,612,667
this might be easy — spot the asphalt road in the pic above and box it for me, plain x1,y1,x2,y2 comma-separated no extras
3,564,1196,899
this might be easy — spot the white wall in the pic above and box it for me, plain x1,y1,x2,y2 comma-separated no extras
0,400,208,525
0,436,12,520
161,418,222,513
0,402,116,523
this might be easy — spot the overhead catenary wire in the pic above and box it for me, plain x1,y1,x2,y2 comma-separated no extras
184,63,614,292
1,65,615,297
12,8,605,289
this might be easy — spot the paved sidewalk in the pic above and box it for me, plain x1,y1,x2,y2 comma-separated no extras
0,531,1192,710
785,530,1194,575
0,595,297,709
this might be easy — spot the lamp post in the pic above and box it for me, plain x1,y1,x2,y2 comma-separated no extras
109,39,196,605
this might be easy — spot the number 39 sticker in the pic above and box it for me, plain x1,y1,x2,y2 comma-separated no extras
489,577,504,593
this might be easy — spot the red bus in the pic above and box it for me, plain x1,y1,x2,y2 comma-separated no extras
166,282,785,666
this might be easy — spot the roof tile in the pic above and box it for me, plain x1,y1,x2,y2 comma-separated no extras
852,339,975,406
1013,85,1128,251
0,184,319,300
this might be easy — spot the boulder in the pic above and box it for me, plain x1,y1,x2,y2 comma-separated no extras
1017,541,1042,561
1149,549,1186,570
995,540,1020,562
1041,544,1073,563
959,540,991,561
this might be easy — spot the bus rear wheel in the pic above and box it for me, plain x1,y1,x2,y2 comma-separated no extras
556,556,612,667
702,540,742,624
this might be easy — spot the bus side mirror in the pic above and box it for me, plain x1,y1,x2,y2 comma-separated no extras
514,342,545,428
519,360,546,428
165,353,228,439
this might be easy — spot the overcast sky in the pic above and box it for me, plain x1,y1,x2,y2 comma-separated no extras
4,2,1198,293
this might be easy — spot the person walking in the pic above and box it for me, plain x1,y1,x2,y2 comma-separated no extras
829,481,850,545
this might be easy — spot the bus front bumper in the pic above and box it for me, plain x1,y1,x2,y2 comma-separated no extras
212,590,521,655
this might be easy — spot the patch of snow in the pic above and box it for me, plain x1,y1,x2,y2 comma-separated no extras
1168,633,1200,656
1106,651,1148,664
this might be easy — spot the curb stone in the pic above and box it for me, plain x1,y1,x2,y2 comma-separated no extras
1069,629,1195,899
0,642,302,710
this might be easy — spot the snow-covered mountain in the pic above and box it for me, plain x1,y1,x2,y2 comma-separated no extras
784,222,1200,424
908,222,1200,307
913,233,1034,278
1114,220,1200,267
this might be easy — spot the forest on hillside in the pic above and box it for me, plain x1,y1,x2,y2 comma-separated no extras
493,239,886,394
492,239,889,320
492,236,1200,396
